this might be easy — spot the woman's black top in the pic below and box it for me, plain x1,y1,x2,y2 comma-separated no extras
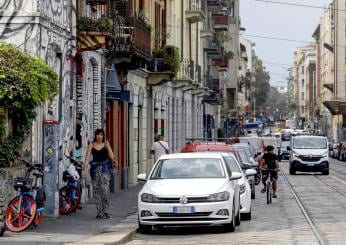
91,144,108,162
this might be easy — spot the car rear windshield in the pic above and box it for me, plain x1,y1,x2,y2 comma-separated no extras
239,138,262,149
293,138,327,149
150,158,226,179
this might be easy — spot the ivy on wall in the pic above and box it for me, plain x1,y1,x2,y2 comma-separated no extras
0,44,59,167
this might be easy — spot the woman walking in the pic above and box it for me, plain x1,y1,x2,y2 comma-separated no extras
83,129,117,219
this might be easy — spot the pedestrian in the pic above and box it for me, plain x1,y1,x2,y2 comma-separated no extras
151,134,169,162
83,129,117,219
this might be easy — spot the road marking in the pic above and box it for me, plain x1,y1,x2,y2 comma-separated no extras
330,174,346,185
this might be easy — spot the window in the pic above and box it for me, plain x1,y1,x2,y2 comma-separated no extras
301,66,304,74
302,92,304,100
301,106,304,114
302,79,304,87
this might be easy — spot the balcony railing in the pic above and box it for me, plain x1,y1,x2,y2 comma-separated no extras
113,15,151,59
211,58,229,68
186,0,207,23
176,59,199,82
213,15,229,31
204,37,222,56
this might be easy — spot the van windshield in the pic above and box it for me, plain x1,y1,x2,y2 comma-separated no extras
293,137,327,149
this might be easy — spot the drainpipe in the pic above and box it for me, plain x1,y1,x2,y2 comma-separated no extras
181,0,184,61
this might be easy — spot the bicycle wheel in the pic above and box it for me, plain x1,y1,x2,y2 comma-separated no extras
266,181,272,204
5,195,37,232
59,186,81,215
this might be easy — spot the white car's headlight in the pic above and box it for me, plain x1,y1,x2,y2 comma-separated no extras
141,193,159,203
240,184,246,195
322,153,328,158
207,191,230,202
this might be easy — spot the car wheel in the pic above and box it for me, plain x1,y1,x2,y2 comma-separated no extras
322,170,329,175
241,208,251,221
138,221,152,234
223,203,235,232
251,188,255,199
289,167,296,175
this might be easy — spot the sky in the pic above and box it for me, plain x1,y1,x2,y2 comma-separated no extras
240,0,332,87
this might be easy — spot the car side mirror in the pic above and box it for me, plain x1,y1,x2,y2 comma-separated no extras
242,164,252,170
287,146,291,151
245,169,257,177
137,173,147,182
230,172,242,181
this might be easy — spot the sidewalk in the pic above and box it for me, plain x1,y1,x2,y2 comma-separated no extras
0,185,141,245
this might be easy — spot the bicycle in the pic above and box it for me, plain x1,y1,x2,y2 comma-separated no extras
59,155,82,215
4,157,45,232
261,168,278,204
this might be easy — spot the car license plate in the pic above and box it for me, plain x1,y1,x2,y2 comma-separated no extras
173,206,195,214
306,163,315,166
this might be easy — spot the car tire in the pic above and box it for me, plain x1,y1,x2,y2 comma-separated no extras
138,222,152,234
322,170,329,175
235,202,241,226
251,188,255,199
241,209,251,221
223,203,235,232
289,167,296,175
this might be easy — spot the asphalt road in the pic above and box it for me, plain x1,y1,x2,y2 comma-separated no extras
128,158,346,245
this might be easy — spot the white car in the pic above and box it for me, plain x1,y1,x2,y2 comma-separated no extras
221,153,256,220
137,153,242,233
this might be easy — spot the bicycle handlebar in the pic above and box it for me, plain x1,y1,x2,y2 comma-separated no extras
16,157,43,172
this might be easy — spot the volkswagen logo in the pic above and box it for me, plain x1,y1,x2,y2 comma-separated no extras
180,196,188,205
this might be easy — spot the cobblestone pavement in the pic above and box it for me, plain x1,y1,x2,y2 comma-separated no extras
128,159,346,245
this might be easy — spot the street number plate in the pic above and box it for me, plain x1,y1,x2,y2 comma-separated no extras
173,206,195,214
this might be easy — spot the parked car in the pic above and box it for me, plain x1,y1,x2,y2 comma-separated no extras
288,135,329,175
232,147,257,199
332,143,341,159
181,141,241,163
222,152,256,220
137,153,242,233
279,141,290,161
238,137,265,158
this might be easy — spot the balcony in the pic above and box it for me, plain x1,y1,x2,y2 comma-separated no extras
201,15,214,38
203,91,224,105
113,15,152,60
213,15,229,32
186,0,207,23
207,0,222,11
204,37,222,56
174,59,200,87
211,58,228,68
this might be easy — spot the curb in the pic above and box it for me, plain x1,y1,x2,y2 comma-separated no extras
64,214,138,245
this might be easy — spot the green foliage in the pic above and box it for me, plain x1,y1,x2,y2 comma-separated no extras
77,16,112,33
153,46,180,77
165,46,180,78
0,44,59,167
253,55,271,107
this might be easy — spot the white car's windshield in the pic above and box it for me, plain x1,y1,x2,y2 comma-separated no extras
293,138,327,149
150,158,226,179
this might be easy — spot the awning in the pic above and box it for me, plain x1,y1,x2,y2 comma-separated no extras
323,100,346,115
323,83,334,92
106,89,130,101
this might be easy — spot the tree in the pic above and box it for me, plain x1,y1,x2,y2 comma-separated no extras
253,56,271,108
0,44,59,166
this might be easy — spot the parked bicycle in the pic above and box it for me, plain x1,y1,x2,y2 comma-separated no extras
59,155,82,215
4,157,45,232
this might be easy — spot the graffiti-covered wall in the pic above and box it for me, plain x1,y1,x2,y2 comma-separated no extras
0,0,77,209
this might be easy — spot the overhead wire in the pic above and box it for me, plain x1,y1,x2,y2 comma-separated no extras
253,0,345,11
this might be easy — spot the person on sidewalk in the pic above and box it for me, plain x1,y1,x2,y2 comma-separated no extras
83,129,117,219
151,134,169,162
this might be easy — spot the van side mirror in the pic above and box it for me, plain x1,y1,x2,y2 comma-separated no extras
137,173,147,182
287,146,291,151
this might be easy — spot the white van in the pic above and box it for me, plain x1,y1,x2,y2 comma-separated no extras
287,135,329,175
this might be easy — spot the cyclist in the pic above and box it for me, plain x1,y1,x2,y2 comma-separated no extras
260,145,280,198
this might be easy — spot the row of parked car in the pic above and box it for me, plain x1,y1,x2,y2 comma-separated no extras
136,136,269,234
330,142,346,161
